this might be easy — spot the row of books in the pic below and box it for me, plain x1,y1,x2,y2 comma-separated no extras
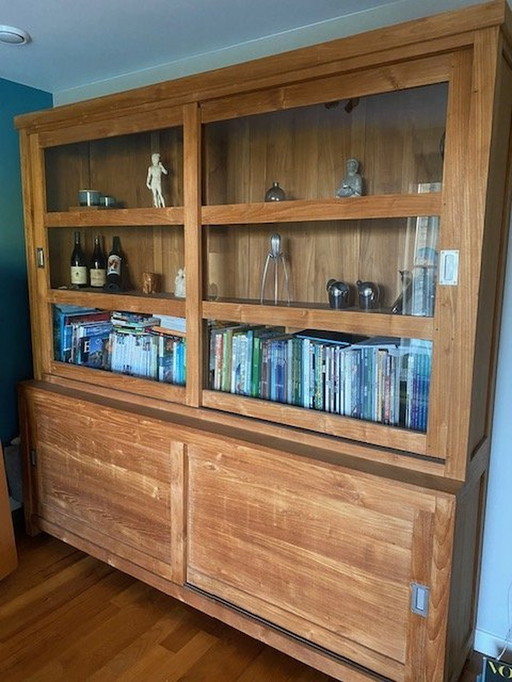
53,306,431,430
53,305,186,385
208,324,432,432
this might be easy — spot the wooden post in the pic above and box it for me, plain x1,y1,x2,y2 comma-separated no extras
0,442,17,579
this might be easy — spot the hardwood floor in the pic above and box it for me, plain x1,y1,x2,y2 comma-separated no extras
0,529,482,681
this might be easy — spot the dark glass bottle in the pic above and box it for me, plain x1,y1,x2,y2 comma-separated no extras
104,235,122,291
70,231,87,288
264,181,286,202
89,235,106,288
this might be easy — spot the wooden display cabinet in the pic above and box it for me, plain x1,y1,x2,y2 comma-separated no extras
16,2,512,680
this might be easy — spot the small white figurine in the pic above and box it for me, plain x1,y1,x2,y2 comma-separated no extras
175,267,186,298
146,152,168,207
336,157,363,198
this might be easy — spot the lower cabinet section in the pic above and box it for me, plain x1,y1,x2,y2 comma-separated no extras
20,385,184,582
186,442,455,681
19,382,481,682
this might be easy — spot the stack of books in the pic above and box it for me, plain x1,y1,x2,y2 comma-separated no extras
53,304,111,367
53,305,186,385
110,312,161,379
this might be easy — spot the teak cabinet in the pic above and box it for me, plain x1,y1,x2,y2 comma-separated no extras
16,2,512,680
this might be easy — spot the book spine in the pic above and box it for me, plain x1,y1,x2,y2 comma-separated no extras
252,336,261,398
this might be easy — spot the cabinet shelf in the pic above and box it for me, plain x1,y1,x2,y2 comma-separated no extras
44,194,441,228
202,194,442,225
48,361,186,403
48,288,186,317
45,207,185,227
202,300,434,339
202,389,427,453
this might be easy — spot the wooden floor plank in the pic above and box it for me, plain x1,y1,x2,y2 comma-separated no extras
43,590,185,679
0,570,130,679
87,610,198,682
116,632,219,682
159,606,228,653
238,646,335,682
0,533,90,606
170,624,264,681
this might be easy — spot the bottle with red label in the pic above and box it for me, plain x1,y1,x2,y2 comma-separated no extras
105,235,122,291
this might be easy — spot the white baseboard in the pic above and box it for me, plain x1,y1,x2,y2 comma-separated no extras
474,628,506,658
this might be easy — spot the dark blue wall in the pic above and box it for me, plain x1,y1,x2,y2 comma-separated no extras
0,79,52,443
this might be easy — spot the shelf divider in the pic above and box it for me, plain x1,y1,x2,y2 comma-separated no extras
202,300,434,339
201,193,442,225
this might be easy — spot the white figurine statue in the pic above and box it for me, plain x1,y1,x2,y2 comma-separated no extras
336,157,363,198
175,267,186,298
146,152,168,207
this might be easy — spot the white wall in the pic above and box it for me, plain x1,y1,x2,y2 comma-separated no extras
475,213,512,658
49,0,511,659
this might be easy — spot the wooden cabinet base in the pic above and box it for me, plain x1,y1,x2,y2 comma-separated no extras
19,381,483,682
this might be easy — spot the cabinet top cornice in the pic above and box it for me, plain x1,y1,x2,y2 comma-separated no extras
15,0,509,133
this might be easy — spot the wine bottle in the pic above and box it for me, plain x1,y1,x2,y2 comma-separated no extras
89,235,106,288
70,231,87,288
104,235,123,291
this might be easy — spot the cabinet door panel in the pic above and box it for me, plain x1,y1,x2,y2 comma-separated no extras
186,441,453,680
30,390,180,581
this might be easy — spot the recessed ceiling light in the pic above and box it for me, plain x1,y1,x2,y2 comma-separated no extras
0,25,31,45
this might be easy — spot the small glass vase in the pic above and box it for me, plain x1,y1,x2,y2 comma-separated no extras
264,181,286,202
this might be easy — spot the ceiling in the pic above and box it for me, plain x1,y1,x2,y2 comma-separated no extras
0,0,483,104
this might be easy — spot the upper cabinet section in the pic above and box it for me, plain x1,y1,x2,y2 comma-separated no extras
15,1,512,476
44,126,184,213
202,81,447,205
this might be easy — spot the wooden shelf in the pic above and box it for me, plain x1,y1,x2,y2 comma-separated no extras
202,389,428,454
45,206,185,227
202,300,434,339
201,193,442,225
48,361,186,403
45,195,443,228
48,288,186,316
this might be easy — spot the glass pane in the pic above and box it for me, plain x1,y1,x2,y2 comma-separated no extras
203,83,447,204
48,225,185,297
400,208,440,317
53,304,186,385
208,322,431,432
45,127,183,211
205,217,440,317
